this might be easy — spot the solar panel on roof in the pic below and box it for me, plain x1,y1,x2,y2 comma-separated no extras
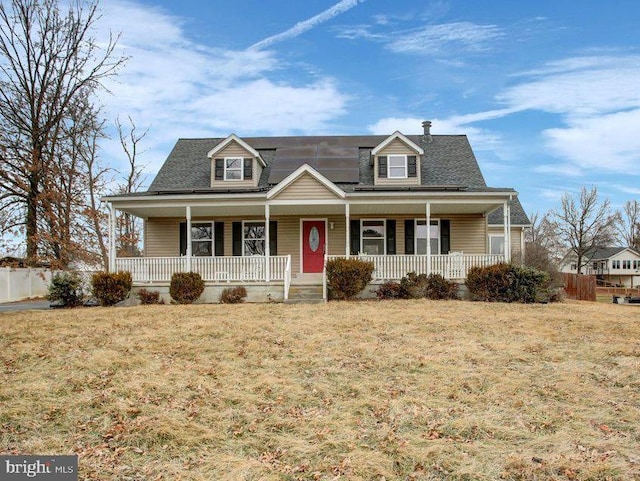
268,144,360,184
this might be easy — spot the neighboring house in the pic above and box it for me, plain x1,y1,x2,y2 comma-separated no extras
104,121,530,301
560,247,640,288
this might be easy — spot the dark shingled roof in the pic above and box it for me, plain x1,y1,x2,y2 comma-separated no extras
588,247,638,260
148,134,490,192
487,198,531,226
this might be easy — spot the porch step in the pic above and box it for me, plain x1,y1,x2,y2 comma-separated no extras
286,284,324,304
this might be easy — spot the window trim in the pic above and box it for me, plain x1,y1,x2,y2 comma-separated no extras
415,219,441,255
360,219,386,255
242,220,266,256
224,157,244,181
191,222,214,257
488,234,505,256
387,155,408,179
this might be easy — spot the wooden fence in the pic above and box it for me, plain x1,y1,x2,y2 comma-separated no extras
596,286,640,297
563,273,596,302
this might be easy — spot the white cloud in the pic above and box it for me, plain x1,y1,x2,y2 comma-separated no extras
386,22,504,55
249,0,367,50
543,109,640,172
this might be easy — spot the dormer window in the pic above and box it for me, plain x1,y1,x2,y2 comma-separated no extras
378,154,418,179
224,157,243,180
388,155,408,178
214,157,254,181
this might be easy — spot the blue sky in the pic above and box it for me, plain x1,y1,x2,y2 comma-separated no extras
96,0,640,217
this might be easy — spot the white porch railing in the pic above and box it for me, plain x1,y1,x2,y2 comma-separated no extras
325,254,505,280
115,255,291,284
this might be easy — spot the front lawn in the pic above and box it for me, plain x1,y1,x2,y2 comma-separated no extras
1,300,639,480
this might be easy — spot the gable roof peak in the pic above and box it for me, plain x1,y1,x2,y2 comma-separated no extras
267,163,346,200
206,133,266,167
371,131,424,156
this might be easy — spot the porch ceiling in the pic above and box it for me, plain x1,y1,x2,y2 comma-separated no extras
110,196,509,219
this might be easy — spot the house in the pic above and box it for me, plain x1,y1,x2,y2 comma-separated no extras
103,121,531,302
560,247,640,288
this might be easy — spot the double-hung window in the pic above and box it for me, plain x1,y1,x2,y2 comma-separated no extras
191,223,213,256
488,234,505,256
243,221,265,255
361,220,385,255
623,260,631,269
224,157,243,180
388,155,407,178
416,219,440,255
613,260,621,269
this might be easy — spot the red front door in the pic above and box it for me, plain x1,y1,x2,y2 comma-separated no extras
302,220,326,273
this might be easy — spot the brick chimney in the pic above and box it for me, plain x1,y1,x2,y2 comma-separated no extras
422,120,432,143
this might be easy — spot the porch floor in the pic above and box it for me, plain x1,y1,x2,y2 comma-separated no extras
291,273,323,285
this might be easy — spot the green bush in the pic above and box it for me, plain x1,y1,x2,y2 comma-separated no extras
326,258,374,300
136,288,163,305
170,272,205,304
465,263,549,303
91,271,133,306
220,286,247,304
47,272,84,308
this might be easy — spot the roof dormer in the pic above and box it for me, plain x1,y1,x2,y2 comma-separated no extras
371,131,423,186
207,134,266,188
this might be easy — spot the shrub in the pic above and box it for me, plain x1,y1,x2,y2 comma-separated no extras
425,273,459,300
400,272,429,299
170,272,205,304
136,288,163,305
91,271,133,306
466,263,549,303
47,272,84,308
220,286,247,304
326,258,374,300
375,281,406,300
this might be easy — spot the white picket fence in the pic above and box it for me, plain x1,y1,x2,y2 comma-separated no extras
0,267,57,303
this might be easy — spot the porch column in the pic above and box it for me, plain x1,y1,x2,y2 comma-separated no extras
265,204,270,282
506,200,512,263
186,206,192,272
345,203,350,258
426,202,431,275
108,203,116,272
503,201,511,263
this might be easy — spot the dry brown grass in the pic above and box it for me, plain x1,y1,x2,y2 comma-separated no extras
1,300,640,480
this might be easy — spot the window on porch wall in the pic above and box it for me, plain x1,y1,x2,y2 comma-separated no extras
192,223,213,256
416,219,440,255
361,220,385,255
489,234,505,255
243,222,265,255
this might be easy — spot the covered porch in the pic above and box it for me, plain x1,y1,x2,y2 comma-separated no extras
105,187,515,301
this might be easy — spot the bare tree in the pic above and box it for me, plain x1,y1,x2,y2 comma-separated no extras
551,185,617,274
114,116,147,257
615,200,640,251
0,0,125,264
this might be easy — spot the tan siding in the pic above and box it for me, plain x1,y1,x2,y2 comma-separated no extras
488,226,525,262
450,215,485,254
375,138,420,186
378,138,416,156
145,218,180,256
272,173,340,200
327,216,347,257
277,217,301,273
210,140,258,188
